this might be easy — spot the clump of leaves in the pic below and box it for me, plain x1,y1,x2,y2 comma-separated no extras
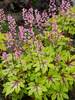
56,7,75,36
1,21,9,33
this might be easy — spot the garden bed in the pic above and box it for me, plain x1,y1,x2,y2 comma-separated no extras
0,0,75,100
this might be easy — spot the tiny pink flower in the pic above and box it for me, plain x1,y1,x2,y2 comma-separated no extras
2,52,8,60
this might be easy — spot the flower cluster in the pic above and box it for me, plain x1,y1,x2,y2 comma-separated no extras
0,9,6,23
48,0,57,16
7,15,16,34
22,7,49,32
6,15,23,58
60,0,71,13
0,9,6,31
19,26,25,39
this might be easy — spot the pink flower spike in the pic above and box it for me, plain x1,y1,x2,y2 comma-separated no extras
0,9,6,22
14,49,22,59
19,26,25,39
7,15,16,34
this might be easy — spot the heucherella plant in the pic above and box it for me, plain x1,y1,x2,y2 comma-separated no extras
0,11,75,100
0,2,75,100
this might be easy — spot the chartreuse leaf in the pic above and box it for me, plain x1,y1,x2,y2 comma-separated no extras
0,43,6,50
0,33,6,50
3,79,24,96
43,95,48,100
57,94,64,100
62,93,69,99
60,50,70,62
28,82,47,100
0,33,6,41
3,82,14,96
50,82,69,100
51,93,57,100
